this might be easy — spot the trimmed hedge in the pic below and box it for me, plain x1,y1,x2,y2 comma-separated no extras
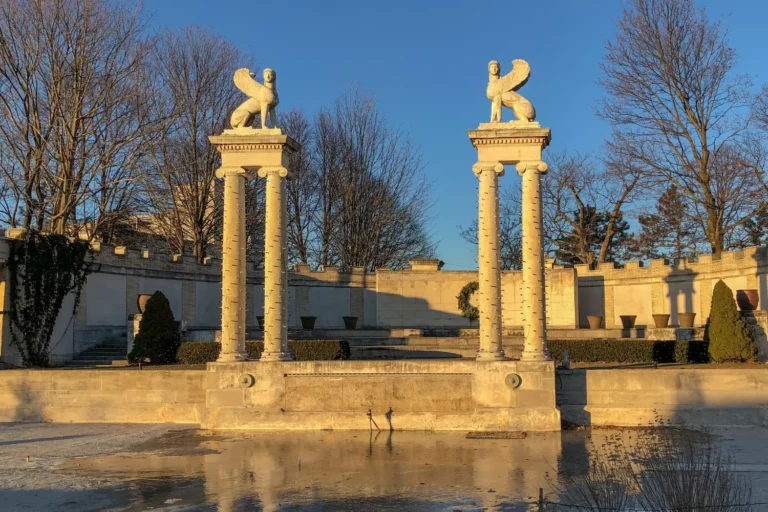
548,339,709,364
177,340,351,365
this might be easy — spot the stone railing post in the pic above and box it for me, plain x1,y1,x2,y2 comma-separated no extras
216,167,253,362
518,161,550,361
258,166,293,361
473,162,506,360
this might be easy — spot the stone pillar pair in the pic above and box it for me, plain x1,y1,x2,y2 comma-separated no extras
468,126,552,361
209,132,300,363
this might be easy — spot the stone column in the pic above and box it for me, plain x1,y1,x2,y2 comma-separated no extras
518,161,550,361
217,168,251,362
258,167,293,361
473,162,506,360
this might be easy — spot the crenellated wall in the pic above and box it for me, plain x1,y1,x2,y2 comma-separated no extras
575,247,768,328
1,232,767,365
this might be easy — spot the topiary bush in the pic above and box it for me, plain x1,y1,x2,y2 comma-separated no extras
176,340,351,365
129,291,181,365
707,280,756,362
548,339,708,364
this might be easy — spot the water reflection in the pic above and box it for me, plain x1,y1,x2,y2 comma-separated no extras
58,428,768,511
64,430,570,510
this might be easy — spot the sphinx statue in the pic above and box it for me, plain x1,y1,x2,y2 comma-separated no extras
486,60,536,123
230,68,279,129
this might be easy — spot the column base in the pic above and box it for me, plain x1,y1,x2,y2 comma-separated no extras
520,350,552,362
217,351,249,363
476,349,507,361
260,350,294,362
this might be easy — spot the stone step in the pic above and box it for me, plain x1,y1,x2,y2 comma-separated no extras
79,349,126,355
350,344,524,360
72,354,122,361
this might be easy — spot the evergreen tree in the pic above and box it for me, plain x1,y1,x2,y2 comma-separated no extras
629,185,698,260
707,280,755,362
554,206,630,265
129,291,181,365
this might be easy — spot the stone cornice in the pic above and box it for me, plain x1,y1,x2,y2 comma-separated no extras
208,133,301,154
467,127,551,150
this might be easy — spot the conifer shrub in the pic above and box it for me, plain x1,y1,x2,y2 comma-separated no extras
706,280,756,362
129,291,181,364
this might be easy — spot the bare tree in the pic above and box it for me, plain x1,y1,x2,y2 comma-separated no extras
330,88,434,271
281,109,317,264
143,27,250,262
543,152,636,265
0,0,157,238
599,0,762,256
460,188,523,270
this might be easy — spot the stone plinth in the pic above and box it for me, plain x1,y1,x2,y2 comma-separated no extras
203,359,560,431
209,130,300,362
468,125,551,361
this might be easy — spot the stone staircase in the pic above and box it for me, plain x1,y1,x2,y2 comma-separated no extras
66,339,127,367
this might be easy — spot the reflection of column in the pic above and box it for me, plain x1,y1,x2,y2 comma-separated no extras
259,167,293,361
217,168,250,362
518,161,550,361
473,162,505,360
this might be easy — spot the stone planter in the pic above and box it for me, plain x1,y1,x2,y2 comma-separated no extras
736,289,759,311
257,316,265,331
300,316,317,330
652,314,670,328
620,315,637,329
343,316,358,330
587,315,603,330
137,294,153,314
678,312,696,328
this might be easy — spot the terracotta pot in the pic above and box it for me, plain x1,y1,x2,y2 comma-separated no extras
678,312,696,328
736,289,759,311
137,294,153,314
620,315,637,329
256,316,265,330
343,316,358,330
587,315,603,330
652,314,670,328
300,316,317,330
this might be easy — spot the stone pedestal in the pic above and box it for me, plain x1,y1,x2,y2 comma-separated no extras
468,124,552,361
126,313,142,355
209,130,300,363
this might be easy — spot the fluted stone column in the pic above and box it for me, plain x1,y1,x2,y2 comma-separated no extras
473,162,506,360
258,166,293,361
518,161,550,361
217,167,251,362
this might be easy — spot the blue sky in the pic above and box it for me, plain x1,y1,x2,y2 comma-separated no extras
146,0,768,269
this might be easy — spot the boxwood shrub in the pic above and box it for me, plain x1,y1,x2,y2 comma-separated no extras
548,339,709,364
177,340,351,365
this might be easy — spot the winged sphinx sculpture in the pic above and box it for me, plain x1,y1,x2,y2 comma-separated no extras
231,68,279,129
486,59,536,123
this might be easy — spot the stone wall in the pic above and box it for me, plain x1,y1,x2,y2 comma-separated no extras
2,234,768,365
0,238,577,365
1,366,766,429
0,369,205,423
557,367,768,427
576,247,768,329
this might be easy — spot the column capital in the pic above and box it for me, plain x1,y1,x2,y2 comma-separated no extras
516,160,548,176
472,161,505,177
257,166,290,179
215,166,256,180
